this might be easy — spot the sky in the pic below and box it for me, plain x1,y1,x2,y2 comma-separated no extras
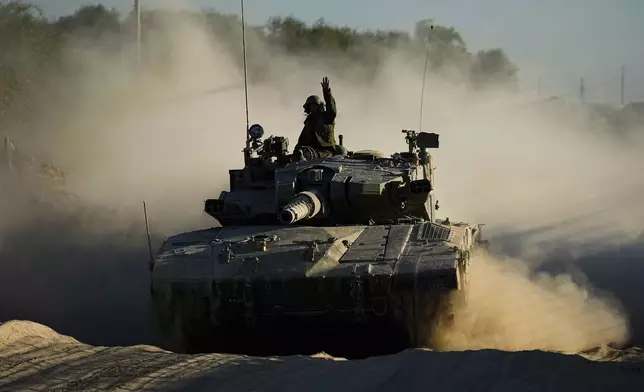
27,0,644,103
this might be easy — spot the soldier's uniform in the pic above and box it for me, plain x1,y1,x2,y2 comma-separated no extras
295,85,337,158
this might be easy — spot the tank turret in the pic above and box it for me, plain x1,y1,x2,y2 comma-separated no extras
204,126,440,227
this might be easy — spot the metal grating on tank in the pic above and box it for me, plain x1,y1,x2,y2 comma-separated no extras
416,222,452,241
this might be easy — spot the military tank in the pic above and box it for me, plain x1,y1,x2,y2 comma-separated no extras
150,126,487,358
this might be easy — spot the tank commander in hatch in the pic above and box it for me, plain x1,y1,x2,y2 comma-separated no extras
293,76,338,161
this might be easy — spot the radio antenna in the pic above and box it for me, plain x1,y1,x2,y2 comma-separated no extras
418,24,435,132
142,200,154,271
240,0,251,149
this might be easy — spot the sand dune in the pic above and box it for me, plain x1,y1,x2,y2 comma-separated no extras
1,320,643,392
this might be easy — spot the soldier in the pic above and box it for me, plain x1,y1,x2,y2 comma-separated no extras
293,76,337,161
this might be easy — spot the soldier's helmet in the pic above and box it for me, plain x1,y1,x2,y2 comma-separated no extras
303,95,324,114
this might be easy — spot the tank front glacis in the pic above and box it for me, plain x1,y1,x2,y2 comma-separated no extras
151,127,487,358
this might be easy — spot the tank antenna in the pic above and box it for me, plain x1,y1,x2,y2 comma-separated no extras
143,200,154,271
418,24,435,132
240,0,251,149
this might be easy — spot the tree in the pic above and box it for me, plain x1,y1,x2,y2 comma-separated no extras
470,48,518,89
0,3,522,132
0,2,55,124
55,5,121,39
413,20,469,74
0,2,49,52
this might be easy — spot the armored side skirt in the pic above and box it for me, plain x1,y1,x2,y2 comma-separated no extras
152,269,461,358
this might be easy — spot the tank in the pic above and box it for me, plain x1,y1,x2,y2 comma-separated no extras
150,126,488,358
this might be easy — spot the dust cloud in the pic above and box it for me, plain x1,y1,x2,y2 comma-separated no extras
432,250,630,353
1,3,644,353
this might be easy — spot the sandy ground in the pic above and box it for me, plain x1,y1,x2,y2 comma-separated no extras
1,320,643,392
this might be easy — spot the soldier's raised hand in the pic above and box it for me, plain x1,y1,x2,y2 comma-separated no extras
321,76,330,90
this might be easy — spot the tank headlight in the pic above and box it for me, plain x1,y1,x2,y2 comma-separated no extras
249,124,264,139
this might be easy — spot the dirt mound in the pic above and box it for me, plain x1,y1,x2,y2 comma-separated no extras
1,320,642,392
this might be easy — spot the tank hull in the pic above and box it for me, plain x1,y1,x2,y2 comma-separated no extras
151,221,481,358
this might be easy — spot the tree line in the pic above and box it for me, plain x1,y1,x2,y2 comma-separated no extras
0,2,519,129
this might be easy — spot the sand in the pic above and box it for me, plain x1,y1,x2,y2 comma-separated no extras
1,320,643,392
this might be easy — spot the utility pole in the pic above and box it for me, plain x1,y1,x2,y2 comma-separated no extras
620,65,625,106
134,0,141,67
579,77,585,103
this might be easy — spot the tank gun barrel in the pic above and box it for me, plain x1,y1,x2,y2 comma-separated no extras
279,190,323,224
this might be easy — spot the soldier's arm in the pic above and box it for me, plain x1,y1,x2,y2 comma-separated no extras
323,87,337,123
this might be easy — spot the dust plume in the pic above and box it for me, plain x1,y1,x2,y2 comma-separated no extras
1,3,644,352
432,250,630,353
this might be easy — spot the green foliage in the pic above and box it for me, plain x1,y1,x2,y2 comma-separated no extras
470,48,518,89
55,5,121,38
0,2,520,130
0,2,58,125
